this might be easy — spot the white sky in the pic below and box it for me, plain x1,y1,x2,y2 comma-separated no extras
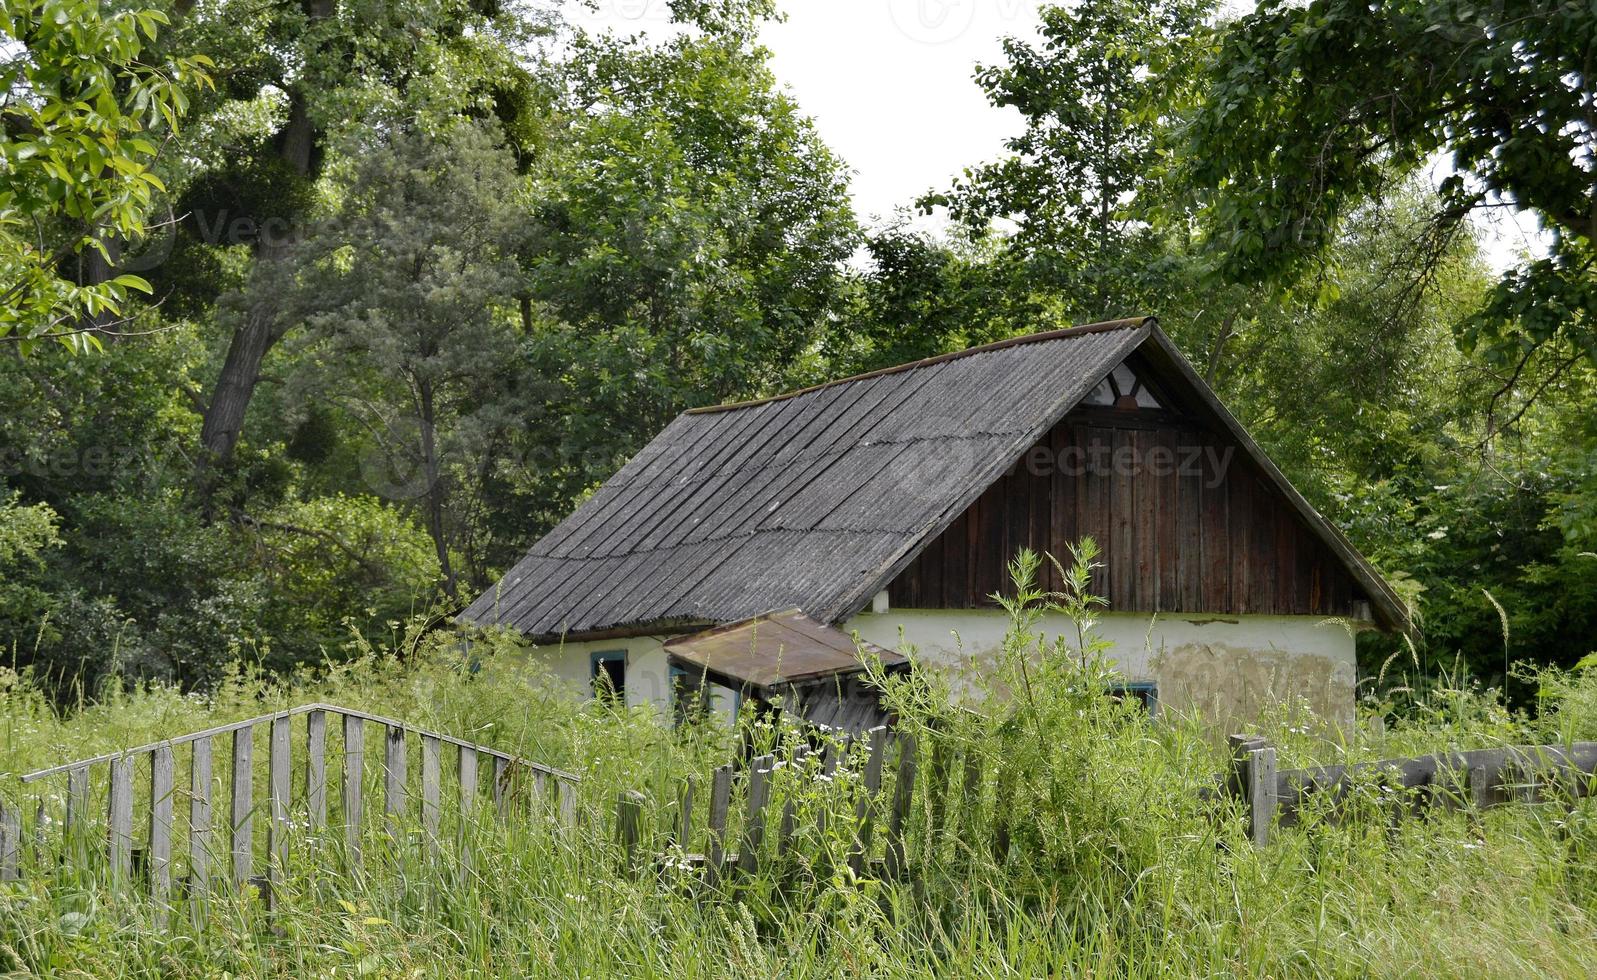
567,0,1047,227
565,0,1546,270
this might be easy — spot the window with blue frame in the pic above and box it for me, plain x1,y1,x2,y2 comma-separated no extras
1107,681,1158,715
591,649,626,702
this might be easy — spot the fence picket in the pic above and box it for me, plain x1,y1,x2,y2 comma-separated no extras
676,777,695,849
617,791,645,876
268,715,291,904
558,778,578,829
343,715,364,867
849,726,887,877
384,725,406,845
738,756,774,875
150,744,174,916
108,754,134,890
231,726,253,887
190,737,213,906
65,765,89,845
422,736,442,855
459,746,478,820
0,803,17,881
705,764,733,885
885,732,918,879
493,756,510,821
306,710,327,831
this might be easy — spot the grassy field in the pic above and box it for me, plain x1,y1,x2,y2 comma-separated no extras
1,579,1595,978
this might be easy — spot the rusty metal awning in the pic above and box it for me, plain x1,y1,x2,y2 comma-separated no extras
664,609,906,694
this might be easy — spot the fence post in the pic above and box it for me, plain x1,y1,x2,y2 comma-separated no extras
885,731,918,879
1245,745,1277,847
617,791,645,877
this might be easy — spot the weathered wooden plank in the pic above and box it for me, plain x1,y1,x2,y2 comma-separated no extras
558,778,578,829
231,727,253,887
343,715,365,865
0,803,17,882
150,744,175,912
268,715,292,901
493,756,510,822
421,735,442,854
190,737,213,901
459,745,479,822
1201,437,1233,612
1247,746,1277,847
705,764,733,885
849,726,888,877
886,732,919,878
676,777,695,849
65,765,90,848
306,710,327,831
924,735,951,862
384,724,406,843
616,791,645,877
737,755,774,875
108,754,134,889
960,744,983,844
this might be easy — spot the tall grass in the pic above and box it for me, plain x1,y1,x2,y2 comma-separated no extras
1,554,1595,977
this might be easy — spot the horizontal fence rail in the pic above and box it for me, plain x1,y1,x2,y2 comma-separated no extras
0,703,580,920
1222,735,1597,846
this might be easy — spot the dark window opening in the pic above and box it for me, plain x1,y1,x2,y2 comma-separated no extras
671,665,709,725
1107,682,1158,715
592,650,626,702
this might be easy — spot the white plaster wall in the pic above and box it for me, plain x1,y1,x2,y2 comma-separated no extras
846,607,1358,729
522,634,739,721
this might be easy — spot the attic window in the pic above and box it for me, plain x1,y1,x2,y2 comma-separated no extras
1083,362,1162,410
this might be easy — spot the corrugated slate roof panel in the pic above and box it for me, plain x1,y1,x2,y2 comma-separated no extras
461,320,1154,639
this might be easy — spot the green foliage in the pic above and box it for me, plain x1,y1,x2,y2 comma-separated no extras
1186,0,1597,367
0,0,211,352
1,568,1595,975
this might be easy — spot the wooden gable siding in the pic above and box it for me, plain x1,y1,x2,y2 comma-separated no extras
887,408,1363,618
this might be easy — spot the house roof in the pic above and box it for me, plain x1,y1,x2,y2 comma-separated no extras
664,609,907,691
462,317,1410,639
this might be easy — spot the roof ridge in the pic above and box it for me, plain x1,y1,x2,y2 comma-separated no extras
684,316,1156,416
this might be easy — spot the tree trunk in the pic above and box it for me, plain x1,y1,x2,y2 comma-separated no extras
195,92,318,485
417,378,458,602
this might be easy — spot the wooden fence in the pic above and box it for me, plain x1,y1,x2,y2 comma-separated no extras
614,721,1015,884
1222,734,1597,846
0,703,579,920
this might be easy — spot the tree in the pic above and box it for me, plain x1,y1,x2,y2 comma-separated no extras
825,229,1051,377
0,0,210,352
288,123,531,601
492,7,858,553
1186,0,1597,394
926,0,1216,322
158,0,552,486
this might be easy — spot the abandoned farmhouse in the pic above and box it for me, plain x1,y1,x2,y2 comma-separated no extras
463,317,1408,729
